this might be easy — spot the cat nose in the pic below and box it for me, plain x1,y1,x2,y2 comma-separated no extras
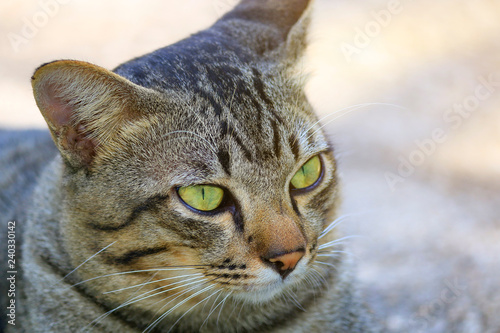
263,249,305,279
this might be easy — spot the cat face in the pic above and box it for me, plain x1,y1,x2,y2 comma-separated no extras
31,0,342,329
51,65,339,308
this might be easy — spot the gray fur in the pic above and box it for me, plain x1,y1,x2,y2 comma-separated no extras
0,1,380,332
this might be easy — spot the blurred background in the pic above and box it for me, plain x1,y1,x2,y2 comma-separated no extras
1,0,499,331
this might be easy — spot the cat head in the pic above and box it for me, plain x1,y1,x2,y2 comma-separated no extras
32,0,341,329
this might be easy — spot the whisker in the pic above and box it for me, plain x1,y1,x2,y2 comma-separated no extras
145,285,215,333
317,250,352,256
302,275,318,301
168,288,222,333
216,292,233,328
316,253,341,258
123,271,160,304
69,266,203,290
310,267,329,290
301,102,409,143
318,235,361,250
145,281,208,322
110,276,207,318
317,250,360,261
201,291,223,328
147,273,230,324
203,292,233,330
286,290,305,311
236,298,248,324
309,270,324,294
226,297,239,320
82,272,159,332
57,241,116,284
127,277,208,307
82,278,207,332
103,273,203,294
302,103,376,137
318,214,352,240
281,294,290,307
315,261,338,269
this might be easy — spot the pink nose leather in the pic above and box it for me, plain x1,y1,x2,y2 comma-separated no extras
269,251,304,271
266,250,304,279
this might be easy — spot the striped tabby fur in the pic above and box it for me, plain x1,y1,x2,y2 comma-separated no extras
0,0,379,332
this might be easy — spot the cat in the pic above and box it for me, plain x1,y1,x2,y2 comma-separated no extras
0,0,380,332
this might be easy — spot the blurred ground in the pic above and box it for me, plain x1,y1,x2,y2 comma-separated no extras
1,0,499,332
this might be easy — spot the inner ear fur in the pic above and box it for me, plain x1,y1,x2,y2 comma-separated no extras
32,60,153,169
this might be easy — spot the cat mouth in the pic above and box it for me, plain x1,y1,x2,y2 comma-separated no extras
212,260,310,304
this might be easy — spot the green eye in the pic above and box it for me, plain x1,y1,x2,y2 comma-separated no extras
178,185,224,211
290,155,322,190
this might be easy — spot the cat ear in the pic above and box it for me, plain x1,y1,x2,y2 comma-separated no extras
32,60,154,170
216,0,312,65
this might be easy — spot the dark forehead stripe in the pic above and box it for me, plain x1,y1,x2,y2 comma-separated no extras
206,65,243,89
233,133,253,162
198,89,223,117
271,119,281,158
217,148,231,175
219,121,254,163
203,66,290,165
252,68,273,110
222,71,265,135
220,120,229,136
251,68,284,125
288,134,300,161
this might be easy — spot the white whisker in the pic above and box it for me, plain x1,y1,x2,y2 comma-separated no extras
310,267,329,290
315,261,337,269
236,298,248,324
145,285,215,333
128,277,207,307
123,271,160,303
82,277,207,332
216,292,232,328
307,270,322,292
302,103,375,137
200,291,223,329
58,241,116,284
318,214,352,239
301,102,408,143
227,297,239,319
318,235,360,250
316,253,340,258
302,275,318,301
168,288,222,333
103,273,203,294
201,291,233,330
318,250,359,261
317,250,352,256
69,266,201,290
145,281,208,322
286,290,305,311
